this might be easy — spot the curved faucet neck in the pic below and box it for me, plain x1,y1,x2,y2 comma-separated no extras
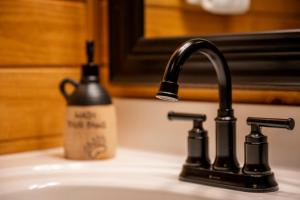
162,39,233,117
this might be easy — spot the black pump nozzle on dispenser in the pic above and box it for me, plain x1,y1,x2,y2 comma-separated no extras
87,40,94,64
242,117,295,175
81,40,99,82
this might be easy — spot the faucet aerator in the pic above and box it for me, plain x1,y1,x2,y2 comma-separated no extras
156,81,179,101
156,93,178,102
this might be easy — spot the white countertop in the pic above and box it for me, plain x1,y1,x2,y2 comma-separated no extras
0,148,300,200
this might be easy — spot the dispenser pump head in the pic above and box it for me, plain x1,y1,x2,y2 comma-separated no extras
86,40,94,64
81,40,99,80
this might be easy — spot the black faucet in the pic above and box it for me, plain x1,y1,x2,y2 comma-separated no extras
156,39,239,172
156,39,295,192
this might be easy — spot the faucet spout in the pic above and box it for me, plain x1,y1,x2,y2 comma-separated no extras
156,39,233,117
157,39,239,172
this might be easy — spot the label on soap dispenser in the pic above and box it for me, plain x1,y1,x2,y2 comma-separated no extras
64,105,117,160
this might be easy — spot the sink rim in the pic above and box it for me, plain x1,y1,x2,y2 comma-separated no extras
1,148,300,200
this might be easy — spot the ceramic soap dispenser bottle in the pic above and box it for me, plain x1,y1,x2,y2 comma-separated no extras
60,40,117,160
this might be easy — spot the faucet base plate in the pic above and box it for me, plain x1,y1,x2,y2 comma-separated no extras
180,165,278,192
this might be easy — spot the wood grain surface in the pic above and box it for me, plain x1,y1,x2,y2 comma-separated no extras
0,0,86,65
0,0,83,154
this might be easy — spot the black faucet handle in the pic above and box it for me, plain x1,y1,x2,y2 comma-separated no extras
168,111,206,129
168,111,206,122
243,117,295,176
247,117,295,131
168,111,210,168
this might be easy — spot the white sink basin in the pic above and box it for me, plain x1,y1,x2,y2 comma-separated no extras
1,186,204,200
0,148,300,200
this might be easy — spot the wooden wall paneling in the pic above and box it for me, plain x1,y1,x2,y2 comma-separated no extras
96,0,109,66
0,0,86,154
0,0,86,65
0,135,63,155
98,0,109,88
250,0,300,14
0,67,80,154
87,0,107,65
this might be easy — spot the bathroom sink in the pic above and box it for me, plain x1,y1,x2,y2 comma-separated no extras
1,186,202,200
1,148,300,200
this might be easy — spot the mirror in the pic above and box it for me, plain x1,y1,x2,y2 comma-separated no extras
107,0,300,105
144,0,300,38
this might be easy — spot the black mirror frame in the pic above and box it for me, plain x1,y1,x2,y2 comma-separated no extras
108,0,300,104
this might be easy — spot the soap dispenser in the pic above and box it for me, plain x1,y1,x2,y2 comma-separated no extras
59,40,117,160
